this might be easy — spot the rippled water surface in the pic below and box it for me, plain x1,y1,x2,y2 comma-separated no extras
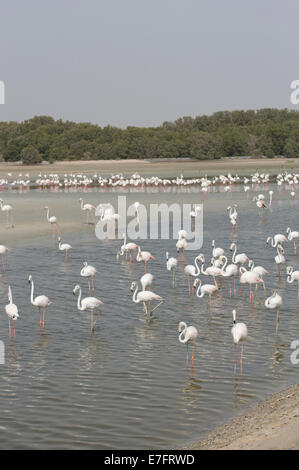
0,184,299,449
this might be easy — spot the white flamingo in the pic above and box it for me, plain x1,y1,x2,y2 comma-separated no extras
130,281,163,318
140,273,154,291
265,291,282,334
212,240,225,258
178,321,198,367
240,267,261,303
0,199,14,228
136,246,155,273
73,284,104,334
166,252,178,288
79,198,96,225
248,259,268,291
28,275,52,328
116,233,138,263
58,237,72,263
80,261,98,294
220,256,238,296
199,254,223,286
0,245,8,272
193,277,218,304
5,286,19,338
274,243,285,266
286,227,299,253
44,206,60,239
266,234,288,247
231,309,247,373
184,255,201,295
230,243,249,269
286,266,299,298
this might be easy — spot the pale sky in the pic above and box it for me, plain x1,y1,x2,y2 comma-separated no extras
1,0,299,127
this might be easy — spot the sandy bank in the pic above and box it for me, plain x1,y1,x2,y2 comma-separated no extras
2,158,299,178
186,383,299,450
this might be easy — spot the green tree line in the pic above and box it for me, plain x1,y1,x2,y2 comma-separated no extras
0,109,299,163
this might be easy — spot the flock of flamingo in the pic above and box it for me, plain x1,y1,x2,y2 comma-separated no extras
1,169,299,376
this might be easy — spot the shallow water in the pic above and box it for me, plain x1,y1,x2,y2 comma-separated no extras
0,183,299,449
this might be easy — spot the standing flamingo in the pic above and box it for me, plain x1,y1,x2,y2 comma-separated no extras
265,291,282,334
184,255,201,295
0,199,14,228
44,206,60,240
286,266,299,298
193,277,218,305
58,237,72,263
166,252,178,288
130,281,163,318
136,246,155,273
79,198,96,225
240,267,261,303
231,309,248,373
140,273,154,291
116,233,138,263
286,227,299,253
0,245,8,273
73,284,104,334
178,321,198,367
5,286,19,338
80,262,98,294
28,275,52,328
266,234,288,247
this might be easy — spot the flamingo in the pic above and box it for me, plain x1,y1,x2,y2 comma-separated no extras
184,255,201,295
240,267,261,303
248,259,268,291
58,237,72,263
274,243,285,266
80,261,98,294
231,309,248,373
116,233,138,263
130,281,163,318
0,199,14,228
265,291,282,334
79,198,96,225
44,206,60,239
140,273,154,291
178,321,198,367
199,254,223,286
269,190,274,207
286,266,299,298
136,246,155,273
212,240,225,258
230,243,249,269
5,286,19,338
73,284,104,334
166,252,178,288
220,256,238,296
0,245,8,273
193,277,218,304
176,237,188,261
28,275,52,328
253,196,267,216
266,234,288,247
286,227,299,253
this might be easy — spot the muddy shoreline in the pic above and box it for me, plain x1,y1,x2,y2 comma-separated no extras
186,383,299,450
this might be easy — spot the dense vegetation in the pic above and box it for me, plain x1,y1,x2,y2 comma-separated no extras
1,109,299,163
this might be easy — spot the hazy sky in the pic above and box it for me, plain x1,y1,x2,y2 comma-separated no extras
1,0,299,127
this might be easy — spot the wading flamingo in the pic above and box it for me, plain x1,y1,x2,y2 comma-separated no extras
230,243,249,270
220,256,238,296
231,309,248,374
73,284,104,334
136,246,155,273
130,281,163,318
248,259,268,291
79,198,96,225
265,291,282,334
28,275,52,328
274,243,285,266
0,245,8,273
58,237,72,263
266,234,288,247
212,240,225,258
193,277,219,305
184,255,201,295
5,286,19,338
286,227,299,253
199,254,223,286
80,262,98,294
240,267,261,303
116,233,138,263
178,321,198,367
44,206,60,240
286,266,299,299
166,252,178,288
0,199,14,228
140,273,154,291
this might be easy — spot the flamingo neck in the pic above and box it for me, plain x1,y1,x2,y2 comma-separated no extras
132,285,139,303
193,256,200,276
30,281,36,305
179,323,188,343
77,287,84,310
195,280,203,298
231,245,237,263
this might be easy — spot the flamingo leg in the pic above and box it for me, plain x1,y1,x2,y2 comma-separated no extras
43,310,45,328
92,278,95,295
13,320,16,338
186,342,189,366
240,343,244,373
192,343,195,366
144,262,147,273
187,277,191,296
234,343,237,374
151,300,164,314
9,319,11,338
130,252,132,264
276,310,279,335
88,278,91,295
39,307,41,328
